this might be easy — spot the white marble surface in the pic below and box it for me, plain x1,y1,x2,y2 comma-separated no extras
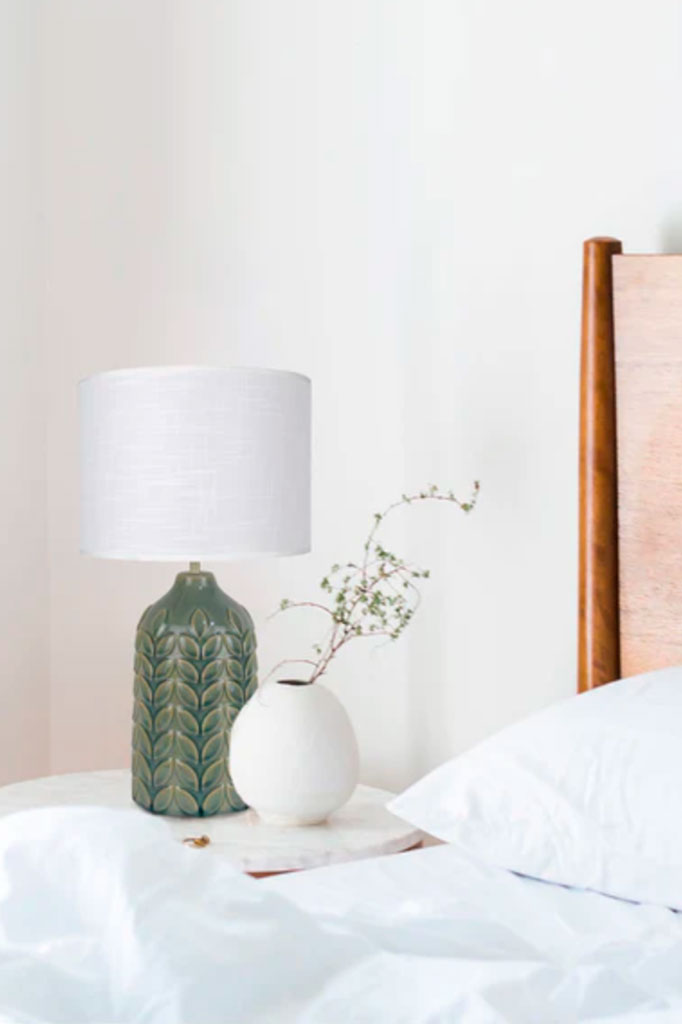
0,769,423,873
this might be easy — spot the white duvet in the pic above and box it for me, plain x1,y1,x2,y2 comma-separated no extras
0,808,681,1023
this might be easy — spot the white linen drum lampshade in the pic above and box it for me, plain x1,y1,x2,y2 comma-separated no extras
80,366,311,561
79,366,311,818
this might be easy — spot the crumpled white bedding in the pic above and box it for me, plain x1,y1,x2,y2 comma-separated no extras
0,807,681,1024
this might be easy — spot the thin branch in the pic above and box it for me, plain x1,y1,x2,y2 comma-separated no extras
270,480,480,684
268,601,334,621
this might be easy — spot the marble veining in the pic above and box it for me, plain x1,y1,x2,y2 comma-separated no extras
0,769,423,873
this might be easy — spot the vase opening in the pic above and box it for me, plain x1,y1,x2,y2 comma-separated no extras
277,678,313,686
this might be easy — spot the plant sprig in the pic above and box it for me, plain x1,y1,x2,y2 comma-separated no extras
267,481,479,684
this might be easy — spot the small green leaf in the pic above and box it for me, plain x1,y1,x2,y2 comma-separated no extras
202,659,225,686
177,659,199,685
201,759,228,790
155,633,176,658
225,609,241,634
132,723,152,757
226,658,244,683
226,785,244,810
202,785,229,815
134,673,152,703
175,788,199,815
153,759,174,788
241,631,256,656
227,680,244,704
202,731,228,763
154,679,174,707
202,706,228,734
150,608,169,633
133,699,152,731
154,706,174,733
223,634,242,657
132,750,152,785
176,760,199,790
135,652,153,682
132,776,151,809
201,635,222,660
135,630,154,657
177,708,200,735
201,680,224,708
153,732,173,760
190,608,209,638
178,634,200,660
152,786,173,813
154,659,174,683
177,733,199,761
176,681,199,709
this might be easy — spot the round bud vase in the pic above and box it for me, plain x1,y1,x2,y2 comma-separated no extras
229,679,359,826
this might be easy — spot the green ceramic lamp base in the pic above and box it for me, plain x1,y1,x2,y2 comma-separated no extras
131,565,258,816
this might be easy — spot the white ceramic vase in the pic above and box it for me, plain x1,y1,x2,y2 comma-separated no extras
229,679,359,826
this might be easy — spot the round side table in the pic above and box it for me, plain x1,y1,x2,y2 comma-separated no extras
0,769,423,876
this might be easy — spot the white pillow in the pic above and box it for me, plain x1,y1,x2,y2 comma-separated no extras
389,666,682,910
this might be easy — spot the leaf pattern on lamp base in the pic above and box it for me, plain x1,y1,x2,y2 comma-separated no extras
132,570,257,816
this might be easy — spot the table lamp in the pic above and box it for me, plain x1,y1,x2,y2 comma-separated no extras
79,366,311,817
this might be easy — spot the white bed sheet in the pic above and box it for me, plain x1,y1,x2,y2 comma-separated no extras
267,842,682,1023
0,807,681,1024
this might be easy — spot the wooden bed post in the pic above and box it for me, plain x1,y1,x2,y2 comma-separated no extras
578,237,622,692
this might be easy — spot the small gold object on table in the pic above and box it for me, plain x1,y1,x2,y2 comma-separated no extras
182,834,211,848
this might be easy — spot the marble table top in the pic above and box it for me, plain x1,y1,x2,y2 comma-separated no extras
0,769,423,874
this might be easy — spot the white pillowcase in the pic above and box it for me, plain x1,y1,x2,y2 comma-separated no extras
389,666,682,910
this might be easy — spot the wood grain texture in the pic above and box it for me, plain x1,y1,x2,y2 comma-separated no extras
579,238,622,692
613,254,682,677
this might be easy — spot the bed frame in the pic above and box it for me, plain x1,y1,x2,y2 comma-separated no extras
579,236,682,691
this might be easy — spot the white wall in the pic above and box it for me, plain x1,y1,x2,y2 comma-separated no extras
29,0,682,787
0,1,48,783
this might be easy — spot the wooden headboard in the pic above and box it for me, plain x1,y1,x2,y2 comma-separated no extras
579,237,682,692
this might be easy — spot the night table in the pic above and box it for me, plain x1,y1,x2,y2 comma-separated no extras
0,769,423,876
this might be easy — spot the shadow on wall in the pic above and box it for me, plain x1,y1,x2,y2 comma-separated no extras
658,212,682,252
